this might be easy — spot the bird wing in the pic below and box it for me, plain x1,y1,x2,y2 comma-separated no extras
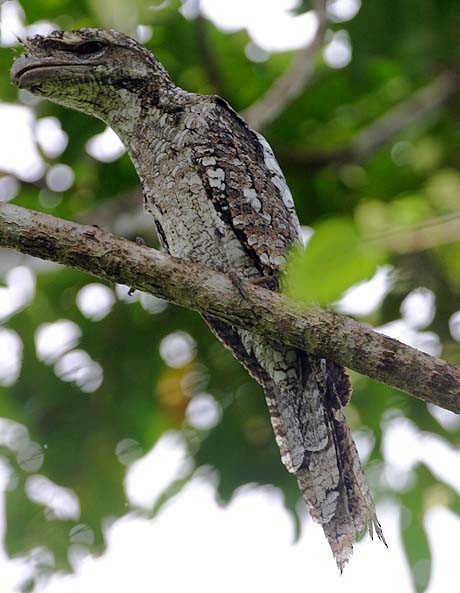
191,95,303,277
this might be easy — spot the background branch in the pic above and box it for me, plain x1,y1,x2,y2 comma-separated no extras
194,13,230,98
280,69,460,169
1,200,459,414
241,0,328,131
370,211,460,254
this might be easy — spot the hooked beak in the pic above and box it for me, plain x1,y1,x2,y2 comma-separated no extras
11,54,88,89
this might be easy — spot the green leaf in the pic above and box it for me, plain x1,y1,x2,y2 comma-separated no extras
283,217,386,306
291,0,313,15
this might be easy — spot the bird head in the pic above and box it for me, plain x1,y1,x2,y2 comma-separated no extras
10,28,174,126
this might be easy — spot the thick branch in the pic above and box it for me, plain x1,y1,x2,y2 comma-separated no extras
1,201,459,414
241,0,328,131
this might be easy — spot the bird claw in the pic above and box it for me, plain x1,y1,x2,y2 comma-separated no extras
228,271,248,299
228,273,278,299
82,224,103,240
248,275,278,291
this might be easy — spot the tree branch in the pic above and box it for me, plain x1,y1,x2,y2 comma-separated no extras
280,69,460,169
1,201,459,413
241,0,328,131
193,14,230,99
351,70,460,161
370,211,460,254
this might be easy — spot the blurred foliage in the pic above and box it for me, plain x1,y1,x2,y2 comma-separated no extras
284,217,386,305
1,1,460,592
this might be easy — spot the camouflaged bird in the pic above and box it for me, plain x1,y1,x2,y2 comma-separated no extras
11,28,385,568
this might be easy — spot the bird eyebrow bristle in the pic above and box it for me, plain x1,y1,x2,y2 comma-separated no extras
40,37,77,52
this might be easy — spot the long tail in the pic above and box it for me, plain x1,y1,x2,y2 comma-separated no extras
297,359,386,569
264,354,385,569
204,316,385,568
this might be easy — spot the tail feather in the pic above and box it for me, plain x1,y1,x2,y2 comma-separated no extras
204,316,385,567
296,357,385,568
296,400,385,570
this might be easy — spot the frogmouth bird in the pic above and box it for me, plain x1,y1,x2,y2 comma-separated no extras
11,28,384,569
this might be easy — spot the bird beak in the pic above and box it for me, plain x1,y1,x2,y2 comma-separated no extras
11,54,83,88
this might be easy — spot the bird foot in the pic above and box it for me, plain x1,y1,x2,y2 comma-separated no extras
82,224,103,240
228,273,278,299
248,275,278,291
228,271,248,299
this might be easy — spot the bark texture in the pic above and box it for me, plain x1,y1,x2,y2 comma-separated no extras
1,201,459,416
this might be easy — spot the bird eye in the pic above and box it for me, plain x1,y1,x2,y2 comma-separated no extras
73,41,107,56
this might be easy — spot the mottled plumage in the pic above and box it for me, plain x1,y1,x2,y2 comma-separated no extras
11,28,384,568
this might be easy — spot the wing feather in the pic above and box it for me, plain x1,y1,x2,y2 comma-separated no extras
192,96,302,277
